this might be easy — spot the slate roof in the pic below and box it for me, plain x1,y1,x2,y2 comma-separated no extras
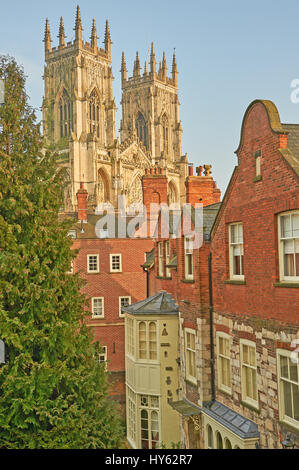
169,399,202,417
123,291,179,316
203,401,260,439
71,213,145,239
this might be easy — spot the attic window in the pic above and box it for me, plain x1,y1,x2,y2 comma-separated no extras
254,150,262,179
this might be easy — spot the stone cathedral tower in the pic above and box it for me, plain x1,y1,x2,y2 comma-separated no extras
42,6,189,213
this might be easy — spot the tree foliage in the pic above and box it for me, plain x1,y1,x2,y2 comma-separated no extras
0,55,123,448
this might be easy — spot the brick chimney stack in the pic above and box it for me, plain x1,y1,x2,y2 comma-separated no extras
186,164,221,206
76,182,88,222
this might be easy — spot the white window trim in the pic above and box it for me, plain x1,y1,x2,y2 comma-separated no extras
278,211,299,282
91,297,104,318
126,316,136,359
137,320,158,363
276,348,299,430
158,242,163,277
184,236,194,281
67,259,73,274
87,254,99,273
110,253,122,273
119,296,131,317
229,222,244,281
99,345,107,371
216,332,232,395
240,339,259,410
185,328,197,385
165,240,171,278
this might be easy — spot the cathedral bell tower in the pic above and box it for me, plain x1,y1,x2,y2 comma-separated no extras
42,6,116,213
120,44,183,167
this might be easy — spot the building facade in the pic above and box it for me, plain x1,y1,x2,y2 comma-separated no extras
210,100,299,449
123,291,180,449
142,100,299,449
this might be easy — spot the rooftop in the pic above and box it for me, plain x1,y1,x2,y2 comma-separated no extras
123,291,179,316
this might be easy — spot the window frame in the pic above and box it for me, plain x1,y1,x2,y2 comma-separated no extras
240,339,258,409
277,348,299,430
278,210,299,282
126,316,135,359
110,253,122,273
165,240,171,278
137,320,158,362
185,328,197,384
139,394,160,449
119,296,131,317
184,236,194,281
216,332,232,395
87,254,100,273
91,297,104,318
158,242,164,277
228,222,244,281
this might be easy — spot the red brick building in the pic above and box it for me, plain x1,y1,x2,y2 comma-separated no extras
210,100,299,449
70,194,153,410
142,100,299,449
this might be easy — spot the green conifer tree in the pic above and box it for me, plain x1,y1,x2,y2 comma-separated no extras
0,56,123,449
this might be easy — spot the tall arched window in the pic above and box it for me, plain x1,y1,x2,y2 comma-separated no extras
216,432,223,449
59,89,72,138
88,89,100,138
149,322,157,360
161,113,169,154
136,112,148,149
139,322,147,359
207,425,214,449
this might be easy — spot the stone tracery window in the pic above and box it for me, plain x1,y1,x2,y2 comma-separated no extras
59,89,72,138
88,89,100,138
162,113,169,154
136,112,148,149
128,175,143,205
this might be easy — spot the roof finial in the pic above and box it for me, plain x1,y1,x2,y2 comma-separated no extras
150,42,156,78
74,5,83,46
134,51,141,77
121,51,127,84
172,48,178,87
162,51,167,81
58,16,66,48
104,19,111,57
143,60,148,76
90,18,98,52
44,18,52,55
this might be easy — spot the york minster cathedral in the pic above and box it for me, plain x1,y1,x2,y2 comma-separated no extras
42,6,190,213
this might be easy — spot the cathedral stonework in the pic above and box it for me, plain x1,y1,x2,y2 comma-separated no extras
42,7,195,213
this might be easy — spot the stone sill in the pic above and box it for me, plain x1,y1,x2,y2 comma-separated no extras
253,175,262,183
185,378,198,388
181,279,195,284
217,387,232,398
225,279,246,285
279,420,299,434
156,276,172,280
240,400,260,414
274,282,299,288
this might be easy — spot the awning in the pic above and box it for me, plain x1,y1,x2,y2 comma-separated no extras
169,399,202,417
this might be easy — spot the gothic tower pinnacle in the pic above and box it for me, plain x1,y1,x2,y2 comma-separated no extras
44,18,51,56
90,18,98,52
74,5,83,46
58,16,66,48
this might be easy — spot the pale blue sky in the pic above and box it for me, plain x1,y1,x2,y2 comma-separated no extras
1,0,299,194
